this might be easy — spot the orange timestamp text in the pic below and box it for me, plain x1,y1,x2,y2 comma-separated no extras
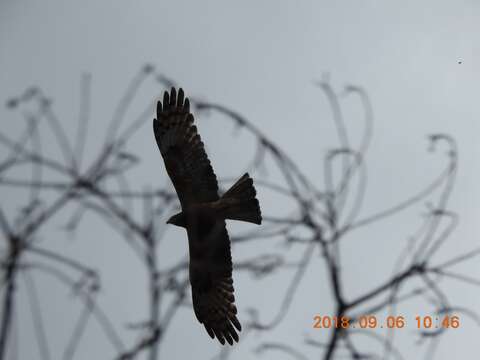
312,315,460,329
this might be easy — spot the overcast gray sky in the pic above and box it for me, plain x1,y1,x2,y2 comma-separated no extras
1,1,479,359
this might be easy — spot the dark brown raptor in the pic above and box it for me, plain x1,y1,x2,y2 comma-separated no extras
153,87,262,345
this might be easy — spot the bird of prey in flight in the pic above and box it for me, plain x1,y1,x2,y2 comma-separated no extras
153,87,262,345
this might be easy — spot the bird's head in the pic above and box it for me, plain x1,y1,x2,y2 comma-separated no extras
166,212,187,228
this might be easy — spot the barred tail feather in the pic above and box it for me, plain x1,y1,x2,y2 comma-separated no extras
219,173,262,225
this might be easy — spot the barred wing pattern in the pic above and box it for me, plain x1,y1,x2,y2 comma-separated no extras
153,88,241,344
188,222,242,345
153,88,219,207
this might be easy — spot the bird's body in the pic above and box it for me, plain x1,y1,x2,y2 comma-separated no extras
153,87,262,345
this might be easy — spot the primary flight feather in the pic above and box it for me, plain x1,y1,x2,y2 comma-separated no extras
153,87,262,345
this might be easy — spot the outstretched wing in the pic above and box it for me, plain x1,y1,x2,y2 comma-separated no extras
188,220,241,345
153,87,219,207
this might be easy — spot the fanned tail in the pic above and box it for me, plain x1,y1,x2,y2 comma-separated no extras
218,173,262,225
